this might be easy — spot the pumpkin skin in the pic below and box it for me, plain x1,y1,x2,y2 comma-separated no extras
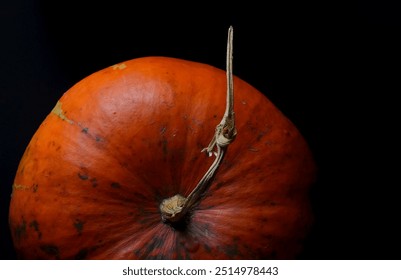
9,56,315,259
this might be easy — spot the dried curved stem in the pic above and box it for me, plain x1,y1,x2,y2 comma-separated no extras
160,26,237,223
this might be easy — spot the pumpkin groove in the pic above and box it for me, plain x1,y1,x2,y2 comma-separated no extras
9,29,315,259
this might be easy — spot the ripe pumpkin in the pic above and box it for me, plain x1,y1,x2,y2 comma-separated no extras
9,39,315,259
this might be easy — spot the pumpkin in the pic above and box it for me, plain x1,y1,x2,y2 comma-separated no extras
9,28,315,259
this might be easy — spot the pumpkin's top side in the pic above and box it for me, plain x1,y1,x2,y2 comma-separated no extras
9,56,315,259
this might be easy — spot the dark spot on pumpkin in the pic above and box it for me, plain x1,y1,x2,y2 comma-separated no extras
256,127,271,141
214,181,225,190
184,250,192,260
176,251,184,260
262,234,273,241
137,215,159,225
133,249,141,257
268,250,278,259
133,192,148,201
180,237,199,254
142,236,164,258
74,248,89,259
146,255,160,260
78,173,89,180
246,120,258,133
222,160,234,169
175,242,186,260
74,219,84,235
111,182,121,189
95,136,102,142
203,244,211,253
161,139,168,155
29,220,42,240
32,183,39,193
14,219,27,242
223,241,240,258
160,126,167,134
151,237,164,249
40,244,60,259
90,178,98,187
198,204,214,210
197,142,207,150
262,200,277,207
81,127,89,134
56,145,61,151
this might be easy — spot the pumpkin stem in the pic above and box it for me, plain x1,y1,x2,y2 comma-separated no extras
160,26,237,224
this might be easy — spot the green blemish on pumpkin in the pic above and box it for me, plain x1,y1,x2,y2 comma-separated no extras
51,101,74,124
40,244,60,259
29,220,42,240
12,184,29,191
81,127,89,134
74,219,84,235
112,63,127,70
12,183,38,193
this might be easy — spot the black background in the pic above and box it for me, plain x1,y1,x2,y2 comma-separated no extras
1,0,400,260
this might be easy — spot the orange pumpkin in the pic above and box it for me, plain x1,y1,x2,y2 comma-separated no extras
9,29,315,259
